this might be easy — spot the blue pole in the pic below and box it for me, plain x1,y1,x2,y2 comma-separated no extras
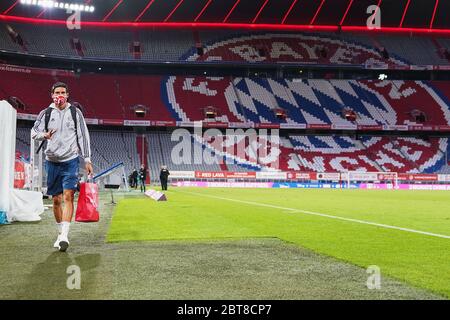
93,162,124,181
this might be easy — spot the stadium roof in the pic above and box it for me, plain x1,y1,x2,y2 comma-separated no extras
0,0,449,35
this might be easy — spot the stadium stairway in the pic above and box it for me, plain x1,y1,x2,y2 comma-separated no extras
219,162,228,171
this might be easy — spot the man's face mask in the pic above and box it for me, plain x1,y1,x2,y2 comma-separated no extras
53,95,67,106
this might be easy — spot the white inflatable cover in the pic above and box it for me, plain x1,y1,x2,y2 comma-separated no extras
8,189,43,222
0,100,43,223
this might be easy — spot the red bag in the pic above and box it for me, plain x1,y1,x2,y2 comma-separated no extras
75,182,99,222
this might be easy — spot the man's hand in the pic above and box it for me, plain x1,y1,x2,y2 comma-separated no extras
85,162,94,177
44,129,56,140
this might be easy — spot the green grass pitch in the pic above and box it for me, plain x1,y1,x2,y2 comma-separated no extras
107,188,450,298
1,187,449,299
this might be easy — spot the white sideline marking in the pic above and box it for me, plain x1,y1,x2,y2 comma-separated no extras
179,190,450,240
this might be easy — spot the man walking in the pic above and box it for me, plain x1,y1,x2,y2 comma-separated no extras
32,82,93,252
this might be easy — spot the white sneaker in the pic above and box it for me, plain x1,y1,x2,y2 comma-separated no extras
53,234,61,248
58,235,69,252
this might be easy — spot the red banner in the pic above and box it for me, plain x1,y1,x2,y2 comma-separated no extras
14,160,26,189
228,122,254,128
152,120,176,127
307,124,332,130
377,173,398,180
0,63,75,77
398,174,438,181
225,172,257,179
383,125,408,131
357,125,383,131
98,119,124,126
254,123,280,129
203,122,229,128
182,171,443,182
124,120,151,126
195,171,256,179
12,110,450,133
408,125,435,131
287,172,316,180
316,172,341,180
331,124,357,130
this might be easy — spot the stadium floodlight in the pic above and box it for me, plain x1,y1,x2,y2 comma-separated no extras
20,1,95,12
44,1,55,8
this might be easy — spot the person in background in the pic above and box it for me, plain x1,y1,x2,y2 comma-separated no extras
139,164,147,193
128,173,133,188
132,168,138,189
159,165,170,191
